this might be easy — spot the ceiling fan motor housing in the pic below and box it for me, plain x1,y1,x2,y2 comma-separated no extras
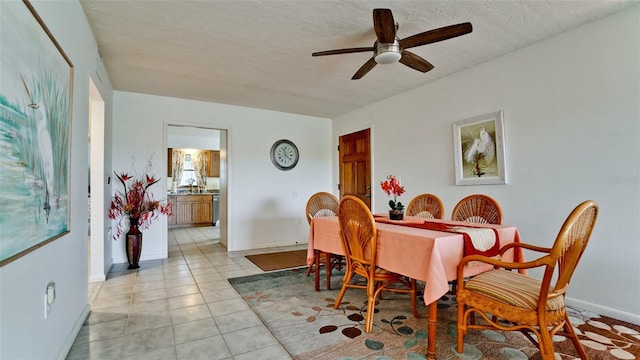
374,40,401,64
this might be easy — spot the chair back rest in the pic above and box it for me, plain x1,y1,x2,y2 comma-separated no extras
406,193,444,219
547,200,598,296
338,195,376,267
306,192,339,224
451,194,503,224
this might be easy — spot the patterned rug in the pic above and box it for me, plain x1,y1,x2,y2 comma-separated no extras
228,268,640,360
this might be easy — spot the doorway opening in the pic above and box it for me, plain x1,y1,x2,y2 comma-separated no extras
167,125,228,250
88,78,106,301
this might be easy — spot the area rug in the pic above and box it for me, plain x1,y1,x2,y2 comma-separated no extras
229,268,640,360
245,250,308,271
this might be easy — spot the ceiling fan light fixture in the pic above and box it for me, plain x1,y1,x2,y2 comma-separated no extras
374,41,401,64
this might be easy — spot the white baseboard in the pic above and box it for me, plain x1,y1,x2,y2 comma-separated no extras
57,304,90,360
89,273,105,282
567,297,640,325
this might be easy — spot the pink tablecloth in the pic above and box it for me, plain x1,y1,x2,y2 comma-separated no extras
307,216,523,305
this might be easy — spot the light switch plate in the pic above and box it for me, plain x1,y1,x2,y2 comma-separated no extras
46,281,55,305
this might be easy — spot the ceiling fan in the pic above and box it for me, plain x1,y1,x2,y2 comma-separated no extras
312,8,472,80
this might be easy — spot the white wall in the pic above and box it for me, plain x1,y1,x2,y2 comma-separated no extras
168,125,221,149
334,6,640,323
112,92,333,256
0,1,114,358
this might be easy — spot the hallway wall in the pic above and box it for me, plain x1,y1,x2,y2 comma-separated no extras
0,1,114,358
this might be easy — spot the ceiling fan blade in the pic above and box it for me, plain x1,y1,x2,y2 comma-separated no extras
373,8,396,43
400,51,434,73
312,47,374,56
352,58,377,80
399,22,472,49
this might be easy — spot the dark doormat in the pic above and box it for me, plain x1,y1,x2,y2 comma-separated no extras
245,249,308,271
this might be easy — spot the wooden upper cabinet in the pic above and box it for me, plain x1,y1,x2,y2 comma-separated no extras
207,150,220,177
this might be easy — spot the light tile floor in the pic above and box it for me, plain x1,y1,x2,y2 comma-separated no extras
69,226,307,360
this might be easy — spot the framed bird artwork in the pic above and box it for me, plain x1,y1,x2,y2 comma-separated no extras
453,111,507,185
0,0,74,266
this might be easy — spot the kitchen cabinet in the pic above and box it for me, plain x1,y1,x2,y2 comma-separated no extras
207,150,220,177
168,195,177,225
169,194,213,228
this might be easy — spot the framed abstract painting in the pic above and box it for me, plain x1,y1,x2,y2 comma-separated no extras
453,111,507,186
0,0,74,266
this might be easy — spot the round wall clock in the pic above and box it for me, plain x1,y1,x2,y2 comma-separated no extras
270,139,299,171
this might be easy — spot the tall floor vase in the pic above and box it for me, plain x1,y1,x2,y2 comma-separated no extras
126,217,142,269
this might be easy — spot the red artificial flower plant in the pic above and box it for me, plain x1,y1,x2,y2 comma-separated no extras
380,175,405,211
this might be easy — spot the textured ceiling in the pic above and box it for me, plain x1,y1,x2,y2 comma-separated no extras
80,0,637,118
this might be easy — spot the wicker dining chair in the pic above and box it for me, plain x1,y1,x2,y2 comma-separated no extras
305,192,341,288
406,193,445,219
451,194,503,224
456,200,598,360
334,195,419,333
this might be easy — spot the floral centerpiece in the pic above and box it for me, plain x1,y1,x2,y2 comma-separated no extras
109,167,173,240
380,175,406,220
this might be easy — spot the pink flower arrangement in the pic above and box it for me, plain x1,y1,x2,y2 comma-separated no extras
380,175,405,211
109,170,172,240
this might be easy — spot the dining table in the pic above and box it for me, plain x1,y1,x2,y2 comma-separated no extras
307,215,525,359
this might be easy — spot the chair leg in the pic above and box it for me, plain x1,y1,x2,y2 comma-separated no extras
325,253,332,290
333,270,353,310
314,251,320,291
410,278,419,319
456,301,466,354
334,255,344,271
365,294,376,333
538,325,556,360
563,316,588,360
306,256,315,276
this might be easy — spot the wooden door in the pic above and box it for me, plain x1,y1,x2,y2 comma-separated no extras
339,128,371,208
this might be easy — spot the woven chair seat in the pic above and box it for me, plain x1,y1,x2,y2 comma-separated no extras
465,269,565,311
